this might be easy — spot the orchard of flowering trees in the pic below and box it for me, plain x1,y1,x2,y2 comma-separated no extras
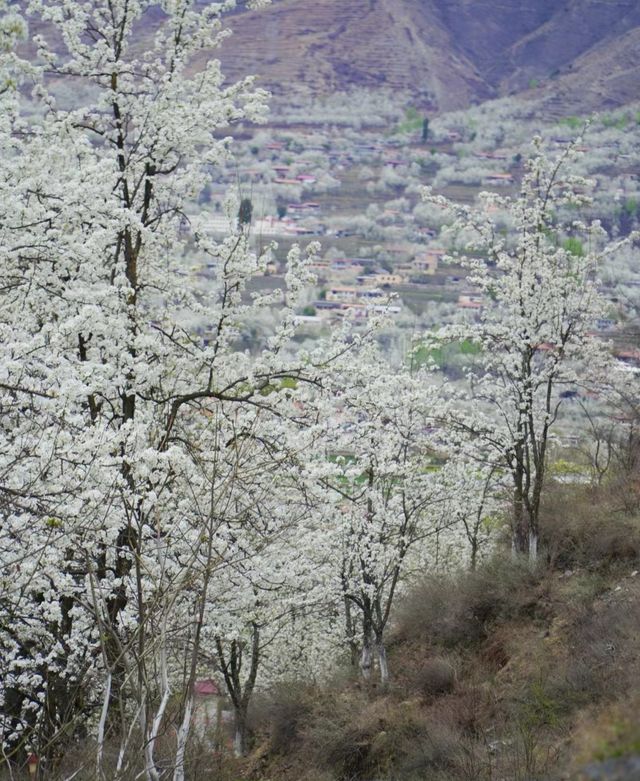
0,1,628,778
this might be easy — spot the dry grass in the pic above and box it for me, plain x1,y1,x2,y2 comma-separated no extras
540,483,640,569
250,492,640,781
394,555,543,650
17,488,640,781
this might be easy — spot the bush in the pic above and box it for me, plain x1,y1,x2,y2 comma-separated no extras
392,719,461,780
299,693,462,781
571,696,640,769
269,686,315,755
566,585,640,701
395,556,542,649
284,689,362,779
540,485,640,569
410,657,456,699
250,682,315,755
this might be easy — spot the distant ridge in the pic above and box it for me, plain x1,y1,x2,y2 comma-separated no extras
209,0,640,114
20,0,640,116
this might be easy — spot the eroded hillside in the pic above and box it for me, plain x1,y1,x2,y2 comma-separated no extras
211,0,640,113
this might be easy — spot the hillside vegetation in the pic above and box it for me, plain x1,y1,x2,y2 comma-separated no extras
225,480,640,781
3,3,640,779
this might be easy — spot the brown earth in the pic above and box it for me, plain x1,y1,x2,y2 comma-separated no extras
211,0,640,113
18,0,640,115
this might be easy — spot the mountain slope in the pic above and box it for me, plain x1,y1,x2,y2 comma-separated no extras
212,0,640,113
20,0,640,115
205,0,491,111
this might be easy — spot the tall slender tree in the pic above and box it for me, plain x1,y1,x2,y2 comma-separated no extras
423,138,618,561
310,353,454,685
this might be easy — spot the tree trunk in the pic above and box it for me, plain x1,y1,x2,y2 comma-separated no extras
376,640,389,687
233,705,248,758
344,595,360,670
470,536,478,571
172,696,192,781
512,475,528,556
528,528,538,565
215,625,260,759
360,632,373,681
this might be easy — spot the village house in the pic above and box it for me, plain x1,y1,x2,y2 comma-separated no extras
254,216,298,236
329,258,375,278
332,263,365,281
615,348,640,370
413,247,445,275
325,286,361,303
325,286,388,305
412,257,437,275
309,258,331,274
329,258,352,270
386,243,415,261
411,227,437,241
315,300,344,312
192,679,223,741
484,172,513,185
359,288,388,303
396,262,415,278
594,318,616,332
457,292,483,310
314,300,401,322
253,215,323,238
473,150,509,160
287,201,320,212
357,272,405,287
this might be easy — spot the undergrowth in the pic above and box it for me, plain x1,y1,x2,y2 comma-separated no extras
245,482,640,781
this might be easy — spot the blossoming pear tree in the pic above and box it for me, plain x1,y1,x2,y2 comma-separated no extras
309,351,456,685
423,138,619,562
0,0,348,776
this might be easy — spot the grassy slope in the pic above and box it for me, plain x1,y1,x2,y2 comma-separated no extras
235,483,640,781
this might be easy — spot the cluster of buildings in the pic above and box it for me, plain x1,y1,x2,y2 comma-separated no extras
199,121,540,326
299,248,486,322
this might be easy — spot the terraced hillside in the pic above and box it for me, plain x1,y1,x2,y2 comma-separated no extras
211,0,640,113
205,0,490,110
19,0,640,115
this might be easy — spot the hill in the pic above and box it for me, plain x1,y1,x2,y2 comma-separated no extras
221,483,640,781
21,1,640,115
210,0,640,114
